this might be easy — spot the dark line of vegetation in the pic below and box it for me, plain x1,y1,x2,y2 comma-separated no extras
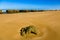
0,10,59,14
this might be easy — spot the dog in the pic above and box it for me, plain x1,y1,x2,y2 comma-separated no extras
20,25,37,36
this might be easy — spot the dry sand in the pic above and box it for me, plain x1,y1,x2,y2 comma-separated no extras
0,11,60,40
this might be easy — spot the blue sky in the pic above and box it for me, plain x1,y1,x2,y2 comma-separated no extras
0,0,60,10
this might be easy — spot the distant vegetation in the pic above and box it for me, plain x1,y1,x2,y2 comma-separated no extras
6,10,45,13
0,9,59,14
0,10,2,14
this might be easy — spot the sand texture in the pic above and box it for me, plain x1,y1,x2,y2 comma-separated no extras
0,11,60,40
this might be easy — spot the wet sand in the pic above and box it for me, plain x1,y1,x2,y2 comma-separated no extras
0,11,60,40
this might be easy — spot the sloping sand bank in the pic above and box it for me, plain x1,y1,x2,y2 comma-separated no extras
0,11,60,40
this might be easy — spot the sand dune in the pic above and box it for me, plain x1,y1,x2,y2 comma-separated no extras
0,11,60,40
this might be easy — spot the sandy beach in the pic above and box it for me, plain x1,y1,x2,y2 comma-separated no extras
0,11,60,40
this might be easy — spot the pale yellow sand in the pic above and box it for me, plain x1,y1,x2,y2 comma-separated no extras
0,11,60,40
